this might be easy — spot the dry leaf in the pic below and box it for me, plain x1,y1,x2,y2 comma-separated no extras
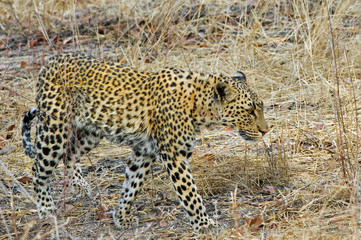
264,185,276,194
7,124,15,131
160,220,168,226
231,228,246,236
0,38,8,50
30,39,38,47
8,90,19,97
18,176,32,184
198,43,210,47
63,37,73,45
117,58,127,64
95,205,110,220
246,216,262,230
312,123,324,130
95,210,108,220
224,126,234,131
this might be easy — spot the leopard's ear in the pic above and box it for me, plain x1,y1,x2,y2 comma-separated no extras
214,82,237,104
233,71,246,82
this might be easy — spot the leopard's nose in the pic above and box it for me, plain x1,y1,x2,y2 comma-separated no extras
258,127,268,136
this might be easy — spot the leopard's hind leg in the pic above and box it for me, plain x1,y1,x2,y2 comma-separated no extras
64,128,102,197
32,116,102,217
113,153,155,229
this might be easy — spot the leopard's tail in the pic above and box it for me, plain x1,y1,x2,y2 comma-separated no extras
22,107,38,158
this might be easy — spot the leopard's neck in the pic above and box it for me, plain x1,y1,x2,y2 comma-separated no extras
191,73,222,132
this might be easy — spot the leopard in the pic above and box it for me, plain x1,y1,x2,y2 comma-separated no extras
22,51,268,232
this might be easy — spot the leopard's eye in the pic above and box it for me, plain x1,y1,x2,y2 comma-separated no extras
248,109,256,117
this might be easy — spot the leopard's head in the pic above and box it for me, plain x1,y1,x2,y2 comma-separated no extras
214,71,268,142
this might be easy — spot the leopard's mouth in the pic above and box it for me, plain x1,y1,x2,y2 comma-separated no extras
238,130,263,142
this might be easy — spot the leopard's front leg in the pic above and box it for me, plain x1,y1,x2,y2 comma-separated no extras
159,146,215,232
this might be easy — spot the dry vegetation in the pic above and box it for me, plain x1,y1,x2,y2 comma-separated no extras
0,0,360,239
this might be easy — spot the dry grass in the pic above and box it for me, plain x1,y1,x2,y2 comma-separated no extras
0,0,360,239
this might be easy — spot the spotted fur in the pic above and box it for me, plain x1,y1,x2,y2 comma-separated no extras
22,52,268,232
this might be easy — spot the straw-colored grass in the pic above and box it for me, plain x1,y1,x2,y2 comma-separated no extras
0,0,360,239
